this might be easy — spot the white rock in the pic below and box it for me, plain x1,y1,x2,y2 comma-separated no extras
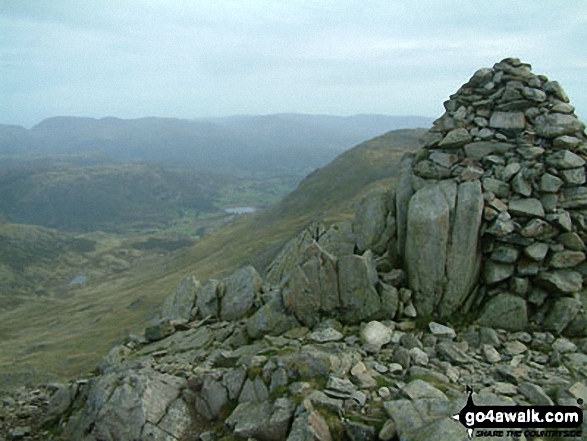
360,321,393,350
428,322,457,339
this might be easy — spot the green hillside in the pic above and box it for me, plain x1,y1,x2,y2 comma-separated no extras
0,162,224,231
0,128,423,388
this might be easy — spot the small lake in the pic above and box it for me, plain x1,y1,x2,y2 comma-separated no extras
225,207,256,215
69,274,88,286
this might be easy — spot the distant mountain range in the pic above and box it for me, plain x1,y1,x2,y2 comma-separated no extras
0,114,433,176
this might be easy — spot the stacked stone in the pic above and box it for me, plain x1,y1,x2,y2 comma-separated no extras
411,57,587,334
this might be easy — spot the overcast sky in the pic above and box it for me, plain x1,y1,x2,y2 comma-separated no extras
1,0,586,128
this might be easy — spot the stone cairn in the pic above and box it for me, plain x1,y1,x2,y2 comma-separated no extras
398,57,587,334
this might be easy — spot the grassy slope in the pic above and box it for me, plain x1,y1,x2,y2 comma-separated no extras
0,129,424,388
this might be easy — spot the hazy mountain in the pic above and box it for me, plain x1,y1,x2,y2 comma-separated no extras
0,114,432,176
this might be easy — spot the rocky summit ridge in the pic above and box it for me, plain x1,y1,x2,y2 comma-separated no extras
1,58,587,440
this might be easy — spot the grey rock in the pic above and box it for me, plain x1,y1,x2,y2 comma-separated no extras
565,311,587,337
414,160,452,179
402,379,448,401
483,261,514,284
490,245,519,264
428,322,456,339
145,319,174,342
318,220,356,257
511,172,532,196
220,266,263,321
436,340,471,365
407,418,469,441
558,232,586,251
247,295,300,339
541,193,558,212
195,379,228,421
307,390,343,412
538,270,583,294
477,127,495,140
326,376,356,396
552,103,576,114
309,327,344,343
379,282,399,320
354,189,392,254
196,279,220,319
523,86,546,102
489,111,526,130
239,377,270,403
560,167,586,186
161,275,199,322
361,321,392,350
287,409,332,441
156,398,191,439
429,151,459,168
464,141,513,160
486,212,515,237
378,419,398,441
282,242,339,327
344,420,376,441
63,368,186,441
540,173,564,193
482,178,510,198
383,400,425,438
544,80,570,102
227,399,295,441
504,340,527,355
396,154,415,259
536,113,585,138
223,368,247,401
520,218,556,238
554,135,583,150
546,150,586,170
476,294,528,331
441,180,484,318
548,210,573,232
338,251,381,323
438,128,472,149
552,337,577,353
405,181,453,317
508,198,545,217
500,162,521,181
560,186,587,209
518,382,554,406
550,250,585,268
7,427,31,440
409,347,429,366
482,344,502,363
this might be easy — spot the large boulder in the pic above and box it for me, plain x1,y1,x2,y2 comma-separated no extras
354,189,395,255
282,242,340,327
441,180,484,318
405,181,453,317
220,266,263,321
63,367,188,440
161,276,199,322
338,251,381,323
